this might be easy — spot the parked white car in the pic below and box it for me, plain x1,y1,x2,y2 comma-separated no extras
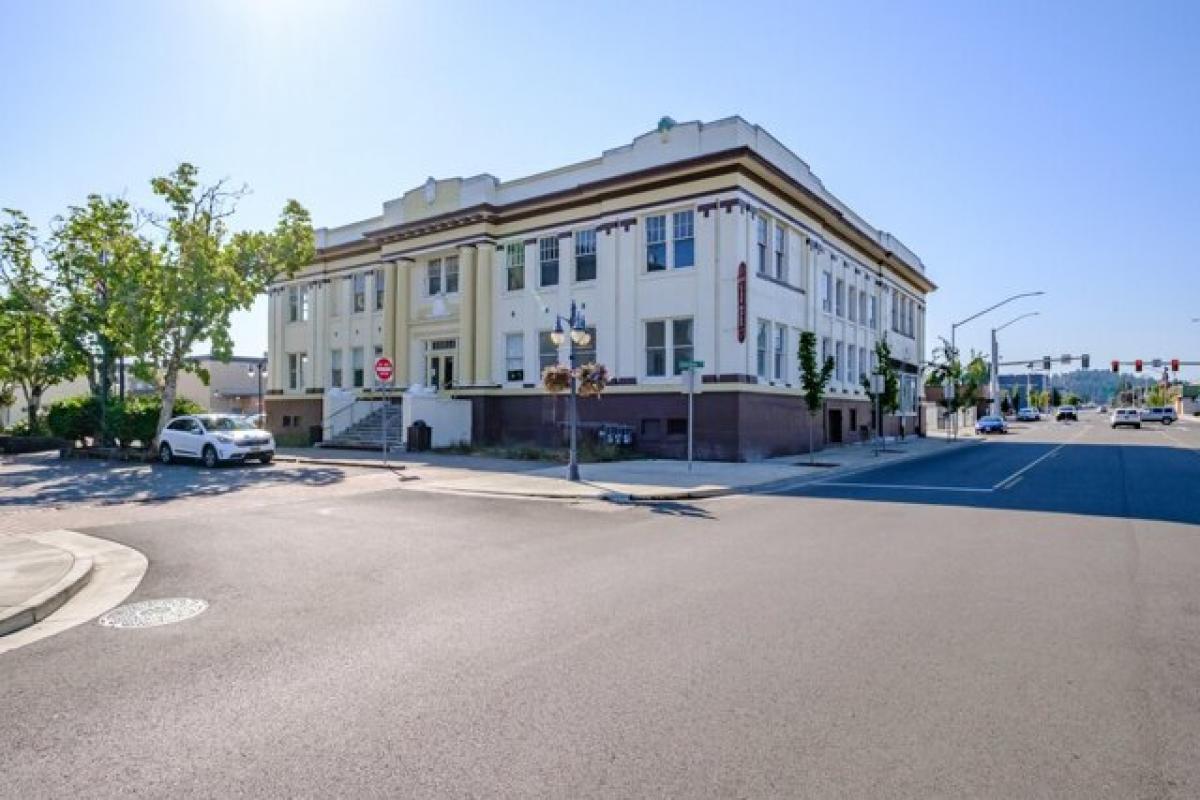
158,414,275,467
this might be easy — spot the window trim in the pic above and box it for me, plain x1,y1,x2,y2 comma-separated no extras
504,241,525,293
643,316,695,379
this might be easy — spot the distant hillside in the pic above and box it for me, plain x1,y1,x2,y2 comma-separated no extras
1050,369,1156,403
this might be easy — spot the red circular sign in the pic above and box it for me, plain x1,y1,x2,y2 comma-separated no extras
374,357,394,382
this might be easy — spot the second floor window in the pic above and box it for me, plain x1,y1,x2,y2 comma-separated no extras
836,279,845,317
756,216,769,275
539,237,559,287
859,291,867,325
427,259,442,296
352,273,366,313
374,268,385,310
575,229,597,282
774,224,786,281
646,215,667,271
821,271,833,313
848,286,857,322
672,211,694,268
287,287,308,322
869,295,878,330
444,255,459,294
505,242,525,292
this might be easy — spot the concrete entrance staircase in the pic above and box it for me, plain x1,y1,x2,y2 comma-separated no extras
320,406,404,451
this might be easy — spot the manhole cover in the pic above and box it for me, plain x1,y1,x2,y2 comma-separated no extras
98,598,208,629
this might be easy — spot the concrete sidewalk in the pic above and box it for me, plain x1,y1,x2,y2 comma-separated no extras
0,534,93,637
282,436,978,502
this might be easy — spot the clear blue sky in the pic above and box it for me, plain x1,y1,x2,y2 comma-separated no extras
3,0,1199,379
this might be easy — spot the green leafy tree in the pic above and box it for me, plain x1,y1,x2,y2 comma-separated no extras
1050,387,1063,407
1000,392,1012,415
1064,392,1082,407
797,330,835,463
48,195,156,444
861,336,900,435
136,164,314,444
0,210,81,431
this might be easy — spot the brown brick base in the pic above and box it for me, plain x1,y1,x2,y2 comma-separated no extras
265,396,323,445
463,391,910,462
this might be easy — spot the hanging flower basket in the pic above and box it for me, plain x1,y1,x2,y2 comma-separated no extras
577,362,609,398
542,364,571,394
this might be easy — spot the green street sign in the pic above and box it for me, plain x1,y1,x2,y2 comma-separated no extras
681,360,705,369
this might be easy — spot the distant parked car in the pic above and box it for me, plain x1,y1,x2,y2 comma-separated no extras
1055,405,1078,422
1110,408,1141,429
158,414,276,467
975,415,1008,435
1098,405,1109,413
1016,407,1040,422
1140,406,1177,425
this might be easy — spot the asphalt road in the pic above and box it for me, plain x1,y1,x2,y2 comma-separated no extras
2,413,1199,798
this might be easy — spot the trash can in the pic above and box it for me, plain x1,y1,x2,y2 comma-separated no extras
308,424,323,446
406,420,431,452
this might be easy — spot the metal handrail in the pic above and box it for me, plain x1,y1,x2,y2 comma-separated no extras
321,391,393,442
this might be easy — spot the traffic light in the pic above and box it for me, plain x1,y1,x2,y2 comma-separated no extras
1171,358,1180,372
1081,354,1089,369
1111,360,1119,373
1042,356,1051,371
1135,359,1143,373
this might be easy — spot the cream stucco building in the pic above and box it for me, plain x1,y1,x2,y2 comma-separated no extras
265,117,935,459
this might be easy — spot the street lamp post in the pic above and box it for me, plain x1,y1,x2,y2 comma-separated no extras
989,311,1040,417
550,301,591,482
247,356,268,419
949,290,1044,439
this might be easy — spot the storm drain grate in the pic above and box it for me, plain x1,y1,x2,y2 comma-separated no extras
98,598,208,629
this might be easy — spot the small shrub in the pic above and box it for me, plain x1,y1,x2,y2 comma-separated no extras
46,396,103,443
112,396,204,447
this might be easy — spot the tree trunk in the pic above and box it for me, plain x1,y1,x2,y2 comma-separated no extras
22,385,41,433
99,339,113,446
153,360,181,450
808,411,816,465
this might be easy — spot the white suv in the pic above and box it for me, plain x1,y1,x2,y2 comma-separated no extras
1110,408,1141,429
158,414,276,467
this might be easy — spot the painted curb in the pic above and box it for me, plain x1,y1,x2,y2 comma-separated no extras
0,550,94,638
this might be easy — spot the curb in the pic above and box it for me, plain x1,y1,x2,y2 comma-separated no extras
403,438,986,504
0,548,94,638
274,455,406,471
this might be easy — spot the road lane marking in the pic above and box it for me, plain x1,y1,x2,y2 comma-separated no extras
991,427,1089,490
817,481,994,493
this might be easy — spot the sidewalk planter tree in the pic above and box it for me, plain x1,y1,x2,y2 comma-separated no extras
861,337,900,439
797,330,835,464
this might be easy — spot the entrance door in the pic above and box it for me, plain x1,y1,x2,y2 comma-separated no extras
828,408,843,443
426,354,456,390
424,339,458,390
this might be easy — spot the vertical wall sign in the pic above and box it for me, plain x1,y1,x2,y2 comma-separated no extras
736,261,747,343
